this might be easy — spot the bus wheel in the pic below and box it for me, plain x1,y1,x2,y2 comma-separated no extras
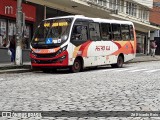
111,55,124,68
70,59,82,73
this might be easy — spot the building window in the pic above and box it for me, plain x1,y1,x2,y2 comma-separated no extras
94,0,98,3
139,7,143,19
120,0,124,13
132,4,137,17
0,19,7,48
103,0,107,7
109,0,117,9
117,0,124,13
0,19,31,49
126,1,130,14
142,9,149,21
126,1,137,17
98,0,103,5
23,25,31,49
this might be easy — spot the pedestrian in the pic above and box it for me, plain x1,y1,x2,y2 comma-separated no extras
150,40,157,57
9,36,16,64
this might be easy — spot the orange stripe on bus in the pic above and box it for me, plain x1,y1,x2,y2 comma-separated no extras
73,45,81,58
32,47,60,54
112,41,135,55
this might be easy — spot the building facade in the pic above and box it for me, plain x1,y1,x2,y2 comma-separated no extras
0,0,36,62
0,0,159,63
150,0,160,55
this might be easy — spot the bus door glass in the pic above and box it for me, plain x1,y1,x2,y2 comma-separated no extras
71,20,88,47
88,22,102,66
100,23,113,57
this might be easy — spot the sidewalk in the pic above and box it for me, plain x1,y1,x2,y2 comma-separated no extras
0,55,160,73
0,62,31,74
129,55,160,63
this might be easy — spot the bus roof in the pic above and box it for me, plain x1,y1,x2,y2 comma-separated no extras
45,15,133,25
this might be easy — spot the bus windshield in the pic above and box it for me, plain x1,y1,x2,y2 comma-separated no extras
31,18,73,48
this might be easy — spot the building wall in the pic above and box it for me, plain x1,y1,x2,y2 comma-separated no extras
150,0,160,55
150,6,160,25
93,0,150,23
153,0,160,2
0,49,30,63
132,0,153,8
0,0,36,63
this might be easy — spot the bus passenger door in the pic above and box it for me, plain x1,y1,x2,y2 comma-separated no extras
100,23,114,65
88,22,102,66
70,20,89,66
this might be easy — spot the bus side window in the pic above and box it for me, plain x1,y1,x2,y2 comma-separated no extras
100,23,112,41
129,25,134,40
71,25,82,40
89,23,100,41
121,24,130,41
71,25,88,41
111,24,122,41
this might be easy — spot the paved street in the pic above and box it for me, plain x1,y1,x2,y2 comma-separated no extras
1,61,160,120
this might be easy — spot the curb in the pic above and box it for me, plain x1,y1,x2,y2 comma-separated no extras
127,59,160,64
0,65,31,70
0,65,32,74
0,68,32,74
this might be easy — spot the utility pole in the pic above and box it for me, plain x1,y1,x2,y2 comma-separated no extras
16,0,23,65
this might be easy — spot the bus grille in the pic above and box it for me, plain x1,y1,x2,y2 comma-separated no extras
35,53,56,58
35,59,57,64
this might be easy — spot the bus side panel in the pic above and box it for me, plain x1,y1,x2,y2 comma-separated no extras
67,43,74,66
111,41,136,61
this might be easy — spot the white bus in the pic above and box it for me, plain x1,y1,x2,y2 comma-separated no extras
30,15,136,72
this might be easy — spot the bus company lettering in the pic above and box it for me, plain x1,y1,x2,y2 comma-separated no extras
95,46,110,51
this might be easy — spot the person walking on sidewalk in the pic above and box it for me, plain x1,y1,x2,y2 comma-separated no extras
9,36,16,64
150,40,157,57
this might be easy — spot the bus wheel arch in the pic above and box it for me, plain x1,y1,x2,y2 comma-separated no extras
70,56,84,73
111,53,124,68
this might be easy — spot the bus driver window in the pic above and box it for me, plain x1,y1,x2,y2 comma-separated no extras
71,25,82,40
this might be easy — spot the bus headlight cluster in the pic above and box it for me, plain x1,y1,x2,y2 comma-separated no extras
56,45,68,56
58,55,66,62
31,50,36,56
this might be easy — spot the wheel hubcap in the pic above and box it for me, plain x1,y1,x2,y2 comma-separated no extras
74,62,80,70
118,58,123,67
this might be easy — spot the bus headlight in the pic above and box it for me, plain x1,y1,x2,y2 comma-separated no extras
56,45,68,56
31,50,36,57
58,55,66,62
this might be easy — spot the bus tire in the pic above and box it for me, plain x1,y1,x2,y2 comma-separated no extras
111,55,124,68
70,58,82,73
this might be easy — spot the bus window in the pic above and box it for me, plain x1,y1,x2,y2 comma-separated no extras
121,24,130,40
71,25,88,41
129,25,134,40
89,23,100,41
100,23,112,41
111,24,122,41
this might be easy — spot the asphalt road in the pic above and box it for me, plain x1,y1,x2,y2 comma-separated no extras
0,61,160,120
